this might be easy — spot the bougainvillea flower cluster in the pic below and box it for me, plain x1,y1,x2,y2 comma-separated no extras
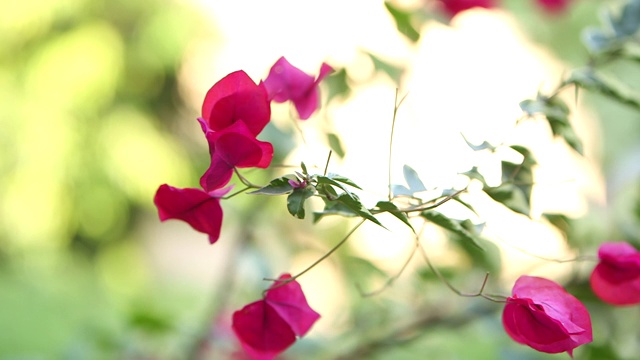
232,274,320,360
264,56,333,120
590,241,640,306
153,59,329,358
503,276,592,356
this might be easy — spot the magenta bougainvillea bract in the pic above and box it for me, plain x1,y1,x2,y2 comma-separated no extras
590,241,640,306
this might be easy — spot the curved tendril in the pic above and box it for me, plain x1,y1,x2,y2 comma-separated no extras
358,238,419,297
263,219,366,294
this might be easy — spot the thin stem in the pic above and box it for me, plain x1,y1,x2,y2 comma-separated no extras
222,186,252,199
358,237,419,297
234,168,263,189
323,150,333,176
416,225,506,303
387,90,408,201
399,188,467,214
264,219,365,292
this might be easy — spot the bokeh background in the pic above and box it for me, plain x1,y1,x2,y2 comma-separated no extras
2,0,640,358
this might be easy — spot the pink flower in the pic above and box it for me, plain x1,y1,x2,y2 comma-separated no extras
590,241,640,306
232,274,320,360
263,57,333,120
200,70,271,136
535,0,571,14
503,276,592,356
200,121,273,191
438,0,497,17
153,184,231,244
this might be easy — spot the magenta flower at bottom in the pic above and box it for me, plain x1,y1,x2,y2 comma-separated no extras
590,241,640,306
503,276,592,357
232,274,320,360
153,184,230,244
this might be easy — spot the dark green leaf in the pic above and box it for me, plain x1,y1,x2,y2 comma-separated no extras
249,175,296,195
287,186,315,219
520,97,583,154
384,2,420,43
336,193,384,227
421,211,483,250
317,174,362,192
484,183,530,217
301,161,308,176
611,0,640,37
327,133,346,158
375,201,414,231
313,200,358,223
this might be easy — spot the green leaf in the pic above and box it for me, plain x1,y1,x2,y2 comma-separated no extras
365,51,404,84
324,67,351,102
581,27,615,53
317,174,362,192
375,201,414,232
421,211,483,251
461,166,487,186
403,165,426,192
520,97,583,155
313,200,358,223
484,183,530,217
610,0,640,37
287,186,315,219
327,133,346,158
384,1,420,43
300,161,308,176
335,193,384,227
249,175,296,195
566,68,640,111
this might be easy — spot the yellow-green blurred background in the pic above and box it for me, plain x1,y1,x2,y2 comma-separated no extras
2,0,640,359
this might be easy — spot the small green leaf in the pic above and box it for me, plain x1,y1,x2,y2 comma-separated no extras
301,162,308,176
317,174,362,193
566,68,640,111
324,67,351,102
611,0,640,37
327,133,346,158
313,201,358,223
375,201,414,232
384,1,421,43
403,165,426,192
365,51,404,84
484,183,530,217
421,211,483,250
287,186,315,219
520,97,583,154
249,175,296,195
461,167,487,186
335,193,384,227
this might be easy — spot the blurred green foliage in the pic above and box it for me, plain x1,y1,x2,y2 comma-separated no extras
2,0,640,359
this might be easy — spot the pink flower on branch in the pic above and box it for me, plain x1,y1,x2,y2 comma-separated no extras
502,276,592,357
590,241,640,306
200,70,271,136
153,184,230,244
232,274,320,360
264,57,333,120
438,0,497,17
200,121,274,191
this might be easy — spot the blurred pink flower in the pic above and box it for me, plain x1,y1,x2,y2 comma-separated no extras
590,241,640,305
438,0,497,17
503,276,592,356
535,0,571,14
153,184,230,244
264,57,333,120
200,70,271,136
200,121,273,191
232,274,320,360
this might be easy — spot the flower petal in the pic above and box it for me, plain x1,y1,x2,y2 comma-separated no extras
265,274,320,337
153,184,228,244
232,300,296,360
590,242,640,305
201,70,270,136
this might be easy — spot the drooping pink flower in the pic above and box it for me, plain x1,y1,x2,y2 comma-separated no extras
503,276,592,357
200,121,274,191
535,0,571,14
153,184,231,244
590,241,640,306
200,70,271,136
232,274,320,360
438,0,497,17
263,57,333,120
